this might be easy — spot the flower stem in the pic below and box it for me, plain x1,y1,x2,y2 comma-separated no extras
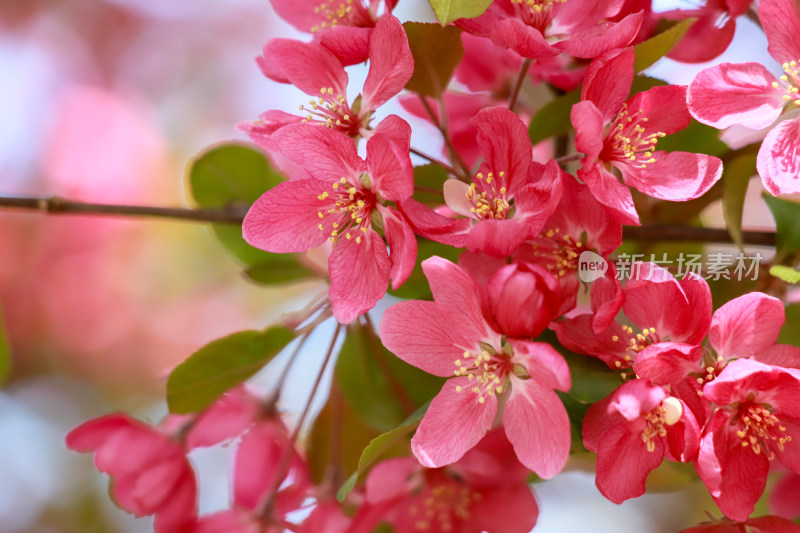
509,58,532,113
257,323,342,524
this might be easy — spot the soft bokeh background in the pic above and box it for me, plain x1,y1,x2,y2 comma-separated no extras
0,1,784,531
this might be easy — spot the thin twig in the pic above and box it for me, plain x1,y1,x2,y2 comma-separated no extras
0,195,247,223
509,58,532,113
0,194,780,246
258,323,342,523
418,96,472,182
410,147,459,177
554,153,582,164
622,225,775,247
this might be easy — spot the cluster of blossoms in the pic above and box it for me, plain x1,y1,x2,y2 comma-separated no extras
66,0,800,531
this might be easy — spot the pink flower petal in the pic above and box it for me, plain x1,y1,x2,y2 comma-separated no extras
578,163,639,225
378,205,417,289
272,123,363,182
633,343,703,386
66,413,137,452
379,300,470,377
421,256,495,341
554,12,643,59
362,15,414,110
493,18,559,59
365,126,413,202
627,85,692,136
678,272,713,344
297,502,351,533
152,471,197,533
243,179,333,253
328,231,391,324
621,151,722,201
469,484,539,533
769,472,800,519
268,0,324,32
487,265,561,339
259,39,348,97
510,340,571,392
757,117,800,195
503,376,570,479
595,422,664,503
760,0,800,64
398,198,471,248
472,106,532,195
757,344,800,369
709,292,785,361
320,26,372,66
623,262,692,339
411,377,497,467
364,457,418,504
581,47,635,122
572,100,605,161
688,62,784,130
466,218,532,258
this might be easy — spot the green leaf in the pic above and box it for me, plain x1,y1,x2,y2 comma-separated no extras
306,389,380,485
428,0,492,25
633,18,696,73
0,307,9,386
188,142,302,270
167,326,294,414
403,23,464,97
722,153,757,251
412,164,448,205
655,119,727,157
562,350,623,404
337,402,429,502
528,88,581,146
336,321,443,431
770,265,800,284
780,304,800,346
763,193,800,261
244,256,318,285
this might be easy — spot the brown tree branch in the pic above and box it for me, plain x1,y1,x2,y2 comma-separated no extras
0,195,778,246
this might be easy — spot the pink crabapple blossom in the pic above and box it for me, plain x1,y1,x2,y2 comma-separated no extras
351,428,539,533
695,359,800,522
571,46,723,224
554,262,712,371
241,14,412,144
268,0,397,65
582,378,699,503
379,256,571,478
243,117,416,324
687,0,800,195
678,515,800,533
401,107,563,259
456,0,644,61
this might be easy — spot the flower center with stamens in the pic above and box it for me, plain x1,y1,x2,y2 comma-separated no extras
641,397,682,452
300,87,361,136
531,227,584,278
409,476,482,532
453,345,513,404
316,176,375,244
465,171,511,221
772,60,800,108
604,103,666,169
510,0,566,30
610,325,661,368
310,0,371,32
735,403,791,458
